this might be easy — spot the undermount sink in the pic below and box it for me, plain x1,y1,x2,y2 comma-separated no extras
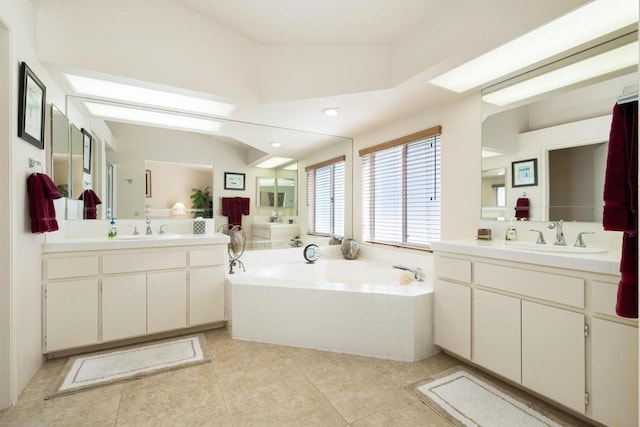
504,241,608,254
115,233,181,240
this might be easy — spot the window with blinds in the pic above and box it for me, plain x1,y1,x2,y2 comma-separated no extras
360,126,441,249
306,157,345,237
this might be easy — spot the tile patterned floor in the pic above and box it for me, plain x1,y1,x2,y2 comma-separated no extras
0,327,576,426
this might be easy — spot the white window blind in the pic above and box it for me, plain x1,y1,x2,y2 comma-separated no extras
360,127,441,248
306,157,345,237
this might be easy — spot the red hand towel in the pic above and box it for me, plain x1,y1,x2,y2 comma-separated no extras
222,197,250,227
603,100,638,318
27,173,62,233
79,189,102,220
514,197,530,220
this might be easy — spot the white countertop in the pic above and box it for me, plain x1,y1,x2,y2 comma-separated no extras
252,222,299,228
431,239,621,275
42,233,230,253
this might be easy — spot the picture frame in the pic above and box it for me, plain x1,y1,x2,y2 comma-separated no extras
224,172,245,190
18,62,46,149
145,169,152,198
82,128,92,173
512,158,538,187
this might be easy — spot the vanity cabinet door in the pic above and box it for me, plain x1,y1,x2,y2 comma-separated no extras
45,279,98,352
473,289,521,383
147,271,187,333
189,266,225,326
434,279,471,359
522,301,585,414
102,274,147,341
590,318,638,427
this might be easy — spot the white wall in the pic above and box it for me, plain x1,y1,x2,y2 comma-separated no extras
352,93,481,244
0,0,69,409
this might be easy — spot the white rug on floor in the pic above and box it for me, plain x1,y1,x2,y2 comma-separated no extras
416,370,562,427
47,335,208,399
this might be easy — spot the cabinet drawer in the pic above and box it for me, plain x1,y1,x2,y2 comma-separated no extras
103,250,186,274
475,263,584,308
591,281,619,317
435,256,471,283
47,256,98,280
190,246,225,267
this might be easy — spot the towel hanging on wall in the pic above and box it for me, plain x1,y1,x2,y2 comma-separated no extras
603,99,638,318
221,197,250,227
27,173,62,233
78,189,102,220
514,197,530,220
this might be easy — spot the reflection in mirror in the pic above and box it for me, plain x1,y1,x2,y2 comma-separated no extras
50,104,70,197
69,124,84,200
481,168,506,220
144,160,213,218
481,32,638,223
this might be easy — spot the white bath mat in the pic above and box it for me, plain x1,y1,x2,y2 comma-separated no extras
407,367,576,426
47,335,209,399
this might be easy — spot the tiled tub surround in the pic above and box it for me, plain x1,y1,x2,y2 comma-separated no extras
230,246,435,362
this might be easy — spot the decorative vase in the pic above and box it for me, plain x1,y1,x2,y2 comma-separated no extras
341,238,360,260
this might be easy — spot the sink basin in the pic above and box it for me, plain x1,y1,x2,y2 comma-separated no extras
504,241,607,254
115,233,181,240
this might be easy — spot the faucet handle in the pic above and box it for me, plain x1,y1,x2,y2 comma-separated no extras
574,232,595,248
133,225,140,235
529,229,546,244
159,224,168,234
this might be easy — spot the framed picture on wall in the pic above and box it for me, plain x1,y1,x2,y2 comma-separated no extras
82,129,92,173
224,172,245,190
18,62,46,149
512,158,538,187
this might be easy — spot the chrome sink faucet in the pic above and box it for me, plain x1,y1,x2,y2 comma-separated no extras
529,229,546,244
145,218,153,235
547,220,566,246
574,231,595,248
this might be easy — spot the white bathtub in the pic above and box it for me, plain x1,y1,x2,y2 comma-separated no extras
230,258,435,362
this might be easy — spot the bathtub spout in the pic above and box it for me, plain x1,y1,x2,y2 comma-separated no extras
393,265,425,282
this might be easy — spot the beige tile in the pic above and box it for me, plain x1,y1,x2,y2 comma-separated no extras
351,393,450,427
116,363,231,427
15,356,68,403
1,382,123,427
224,375,346,426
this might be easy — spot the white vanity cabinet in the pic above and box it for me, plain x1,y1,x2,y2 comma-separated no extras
433,246,637,426
43,240,228,353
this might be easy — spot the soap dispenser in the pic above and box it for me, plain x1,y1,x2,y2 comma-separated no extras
505,219,518,241
108,218,118,238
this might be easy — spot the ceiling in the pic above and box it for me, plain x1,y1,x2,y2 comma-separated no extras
32,0,594,157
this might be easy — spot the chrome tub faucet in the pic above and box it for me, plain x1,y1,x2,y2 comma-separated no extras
393,265,426,282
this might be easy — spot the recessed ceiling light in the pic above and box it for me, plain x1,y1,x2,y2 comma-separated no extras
322,107,341,117
83,102,222,133
64,73,235,117
271,142,281,147
255,156,295,168
430,0,638,92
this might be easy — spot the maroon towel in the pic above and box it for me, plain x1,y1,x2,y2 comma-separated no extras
79,189,102,220
27,173,62,233
603,100,638,318
514,197,530,220
221,197,250,227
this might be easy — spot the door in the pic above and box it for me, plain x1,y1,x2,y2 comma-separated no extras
590,318,638,427
434,279,471,359
147,271,187,333
102,274,147,341
46,279,98,352
189,266,225,325
522,301,585,414
473,289,521,383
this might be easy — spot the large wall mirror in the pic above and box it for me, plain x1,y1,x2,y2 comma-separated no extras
50,104,70,196
66,96,353,249
481,31,638,223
